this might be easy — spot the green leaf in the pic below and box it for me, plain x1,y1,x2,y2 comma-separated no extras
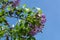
0,17,3,23
0,12,2,16
15,24,19,30
0,30,5,38
23,4,27,8
0,0,4,3
4,0,8,2
27,36,36,40
7,6,11,11
39,10,42,14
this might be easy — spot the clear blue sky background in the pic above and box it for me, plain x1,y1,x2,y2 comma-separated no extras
20,0,60,40
2,0,60,40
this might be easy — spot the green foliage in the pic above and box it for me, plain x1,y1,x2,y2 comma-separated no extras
0,0,46,40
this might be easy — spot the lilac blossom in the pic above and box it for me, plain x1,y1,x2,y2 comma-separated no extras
41,18,46,23
41,14,46,23
29,29,37,36
12,0,20,7
41,14,46,18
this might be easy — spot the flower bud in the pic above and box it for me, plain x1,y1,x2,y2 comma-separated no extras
2,27,5,30
25,8,30,12
36,7,41,11
38,13,41,17
41,14,46,18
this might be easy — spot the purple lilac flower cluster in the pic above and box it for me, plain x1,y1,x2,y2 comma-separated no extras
29,13,46,36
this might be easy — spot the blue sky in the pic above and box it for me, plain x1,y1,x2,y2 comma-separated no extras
20,0,60,40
